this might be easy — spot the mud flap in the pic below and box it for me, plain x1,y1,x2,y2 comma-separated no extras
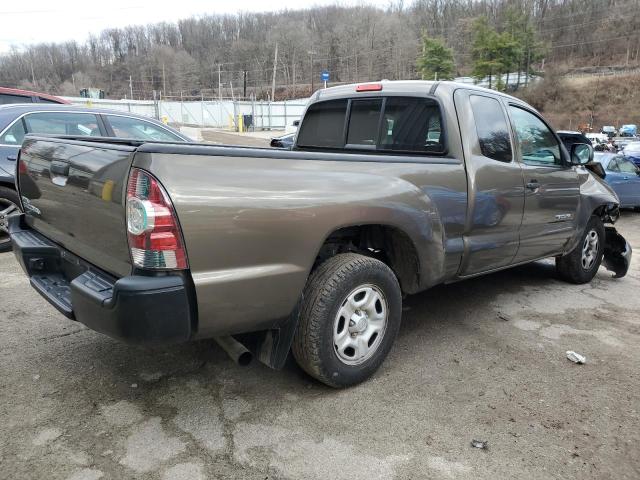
602,227,632,278
238,296,302,370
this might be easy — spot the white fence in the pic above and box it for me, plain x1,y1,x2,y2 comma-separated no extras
62,96,309,131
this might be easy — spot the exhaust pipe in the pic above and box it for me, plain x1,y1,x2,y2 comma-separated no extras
214,336,253,366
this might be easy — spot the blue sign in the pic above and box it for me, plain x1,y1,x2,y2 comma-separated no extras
320,70,330,82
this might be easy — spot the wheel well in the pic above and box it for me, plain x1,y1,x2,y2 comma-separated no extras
314,225,420,293
592,203,619,224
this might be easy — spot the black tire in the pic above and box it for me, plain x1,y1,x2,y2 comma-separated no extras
292,253,402,388
556,215,605,284
0,186,21,253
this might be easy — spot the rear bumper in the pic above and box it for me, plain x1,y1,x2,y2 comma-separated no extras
9,215,195,344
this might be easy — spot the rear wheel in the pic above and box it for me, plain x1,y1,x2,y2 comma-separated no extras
292,253,402,388
0,187,21,253
556,215,605,284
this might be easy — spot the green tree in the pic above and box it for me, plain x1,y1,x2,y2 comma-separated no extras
503,9,547,90
471,18,500,88
471,17,521,91
416,33,455,81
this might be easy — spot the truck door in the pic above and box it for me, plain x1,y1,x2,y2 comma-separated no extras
453,90,525,276
506,105,580,262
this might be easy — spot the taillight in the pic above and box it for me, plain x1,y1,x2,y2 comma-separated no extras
18,153,28,175
126,168,188,270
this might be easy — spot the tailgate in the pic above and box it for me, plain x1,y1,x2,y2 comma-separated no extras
17,136,137,277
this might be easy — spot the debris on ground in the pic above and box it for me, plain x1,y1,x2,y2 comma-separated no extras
497,312,510,321
471,439,488,449
566,351,586,364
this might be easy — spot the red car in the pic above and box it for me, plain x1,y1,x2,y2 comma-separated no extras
0,87,69,105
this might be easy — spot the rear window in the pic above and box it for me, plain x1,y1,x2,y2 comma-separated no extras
38,97,63,104
296,99,347,148
346,99,382,147
378,97,443,153
297,96,445,154
0,93,32,104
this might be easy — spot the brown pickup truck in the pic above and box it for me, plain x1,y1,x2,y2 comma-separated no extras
9,81,631,387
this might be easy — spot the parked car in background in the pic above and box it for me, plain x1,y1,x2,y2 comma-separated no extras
623,141,640,166
0,87,69,105
613,137,635,153
284,119,300,134
586,132,608,145
602,125,617,137
0,104,190,251
557,131,593,163
595,152,640,209
270,132,296,149
619,124,637,137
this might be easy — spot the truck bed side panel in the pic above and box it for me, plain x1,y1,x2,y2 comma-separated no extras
134,150,467,337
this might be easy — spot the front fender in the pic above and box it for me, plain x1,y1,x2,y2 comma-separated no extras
566,168,620,253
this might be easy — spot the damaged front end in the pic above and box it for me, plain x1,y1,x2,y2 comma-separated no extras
603,226,632,278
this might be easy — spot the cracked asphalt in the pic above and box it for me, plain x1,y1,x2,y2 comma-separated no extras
1,214,639,480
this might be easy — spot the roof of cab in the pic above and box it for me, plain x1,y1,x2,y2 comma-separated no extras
310,80,525,104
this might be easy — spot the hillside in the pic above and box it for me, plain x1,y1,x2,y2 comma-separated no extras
515,72,640,131
0,0,638,101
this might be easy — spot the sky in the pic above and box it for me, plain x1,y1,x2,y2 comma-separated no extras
0,0,393,53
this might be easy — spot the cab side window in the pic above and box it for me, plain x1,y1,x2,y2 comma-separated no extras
24,112,102,137
469,95,512,162
0,119,27,145
615,156,639,174
106,115,183,141
509,106,561,166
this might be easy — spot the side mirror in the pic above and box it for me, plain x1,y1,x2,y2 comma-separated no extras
570,143,593,165
585,162,606,179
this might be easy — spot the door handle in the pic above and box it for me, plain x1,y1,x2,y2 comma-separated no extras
526,180,540,191
51,161,70,177
7,154,17,162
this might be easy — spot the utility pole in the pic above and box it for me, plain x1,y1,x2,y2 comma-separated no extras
309,50,316,93
243,71,247,99
271,43,278,102
30,58,35,85
218,64,222,101
162,63,166,96
129,75,133,100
